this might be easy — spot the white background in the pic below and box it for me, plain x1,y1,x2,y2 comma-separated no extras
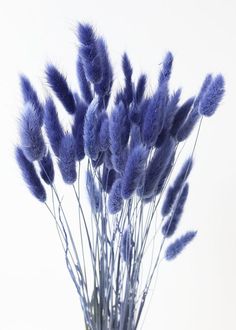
0,0,236,329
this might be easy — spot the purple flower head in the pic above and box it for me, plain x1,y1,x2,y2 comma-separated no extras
108,178,123,214
19,102,46,162
20,75,44,126
162,158,193,216
158,51,173,86
72,94,87,161
135,74,147,104
122,53,133,105
86,169,101,214
72,93,87,137
76,57,93,105
170,97,195,137
175,157,193,187
199,74,225,117
83,98,99,160
78,23,102,84
162,183,189,237
78,23,95,45
140,137,175,198
121,145,148,199
151,151,175,198
120,227,134,263
156,88,181,147
94,37,113,102
122,53,133,79
98,114,110,152
46,64,76,114
110,101,130,172
39,150,55,185
194,74,213,109
165,231,197,260
142,83,167,147
15,147,46,202
58,133,77,184
176,106,200,142
176,74,218,141
44,97,64,157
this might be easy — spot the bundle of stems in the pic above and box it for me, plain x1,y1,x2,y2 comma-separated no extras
15,23,225,330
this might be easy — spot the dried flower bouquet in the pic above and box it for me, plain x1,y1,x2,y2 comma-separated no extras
15,23,225,330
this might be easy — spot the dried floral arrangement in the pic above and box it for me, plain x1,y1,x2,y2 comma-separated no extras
15,23,225,330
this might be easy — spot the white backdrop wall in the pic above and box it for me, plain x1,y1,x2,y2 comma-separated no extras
0,0,236,329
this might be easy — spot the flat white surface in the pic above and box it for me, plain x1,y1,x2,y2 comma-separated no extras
0,0,236,329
